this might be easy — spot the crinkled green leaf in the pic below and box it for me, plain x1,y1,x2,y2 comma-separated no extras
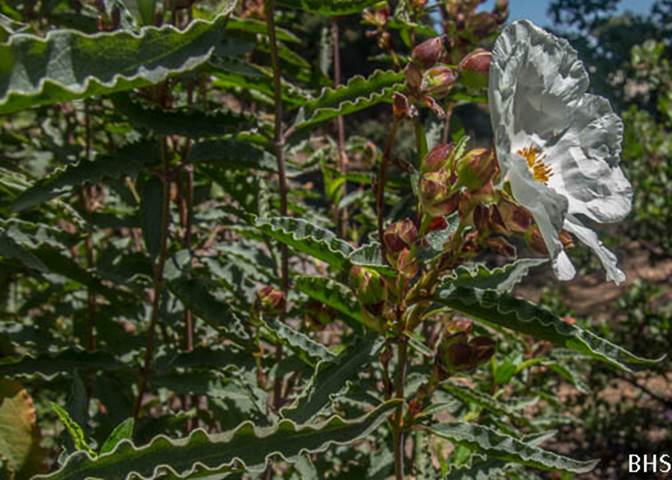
281,338,380,424
440,381,530,426
255,217,353,270
427,422,598,474
293,70,404,131
12,142,158,212
294,275,364,329
0,350,126,380
278,0,384,15
100,419,135,456
445,258,548,293
435,286,664,372
168,276,250,341
51,403,96,457
0,6,235,114
266,319,335,365
37,400,399,479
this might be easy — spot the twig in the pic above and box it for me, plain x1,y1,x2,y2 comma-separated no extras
393,337,409,480
332,17,348,238
377,120,400,260
264,0,289,415
133,137,172,422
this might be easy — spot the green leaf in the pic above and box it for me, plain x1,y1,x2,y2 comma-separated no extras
37,400,399,479
0,350,126,380
51,403,96,458
187,140,276,171
113,95,261,138
440,381,530,426
266,319,335,365
446,258,548,293
100,419,135,456
168,275,250,341
295,275,364,329
278,0,384,15
435,286,665,372
140,176,164,260
0,7,235,114
0,379,45,479
255,217,353,270
281,338,380,424
428,422,598,474
12,142,158,212
0,232,48,272
293,70,404,131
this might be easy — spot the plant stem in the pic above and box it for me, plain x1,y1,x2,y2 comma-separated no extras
393,337,409,480
264,0,289,415
377,120,400,260
133,137,172,422
81,101,96,353
332,17,348,238
441,102,454,144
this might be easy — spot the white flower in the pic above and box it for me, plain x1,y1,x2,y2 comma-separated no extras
489,20,633,284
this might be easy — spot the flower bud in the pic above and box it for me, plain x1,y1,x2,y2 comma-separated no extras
470,11,498,37
498,199,532,234
412,37,444,68
423,143,455,173
420,171,461,216
420,95,446,118
486,236,516,257
444,317,472,335
559,230,574,249
396,248,419,278
349,266,386,306
256,285,286,314
527,226,548,255
383,219,418,254
427,216,448,232
456,148,497,191
459,48,492,75
421,65,457,98
470,336,496,364
392,92,416,119
405,63,423,90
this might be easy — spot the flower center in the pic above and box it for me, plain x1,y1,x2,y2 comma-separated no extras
517,145,552,184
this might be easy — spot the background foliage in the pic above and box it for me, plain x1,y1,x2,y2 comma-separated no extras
0,0,670,479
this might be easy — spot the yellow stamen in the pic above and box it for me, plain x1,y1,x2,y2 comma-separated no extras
517,145,552,184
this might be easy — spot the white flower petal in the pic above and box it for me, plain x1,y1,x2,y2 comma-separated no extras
508,152,571,273
564,216,626,285
554,250,576,281
546,94,632,223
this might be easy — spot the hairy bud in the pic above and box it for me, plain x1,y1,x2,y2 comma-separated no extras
459,48,492,75
421,65,457,98
349,266,386,306
412,37,444,68
405,63,423,91
256,285,286,314
396,248,419,278
392,92,416,119
456,148,497,191
383,219,418,254
423,143,455,173
420,170,460,216
498,199,532,234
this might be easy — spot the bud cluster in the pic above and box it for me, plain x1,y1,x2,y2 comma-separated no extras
437,319,496,373
383,219,419,278
256,285,286,316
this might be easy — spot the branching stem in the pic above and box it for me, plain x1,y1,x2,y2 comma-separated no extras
377,120,400,260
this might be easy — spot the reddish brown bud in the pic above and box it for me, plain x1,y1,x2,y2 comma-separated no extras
349,266,386,306
423,143,455,173
420,95,446,118
383,219,418,254
421,65,457,98
559,230,574,249
256,285,286,314
396,248,419,278
470,11,498,37
405,63,423,90
427,216,448,232
486,236,516,257
498,199,532,234
445,318,472,336
527,227,548,255
456,148,497,191
412,37,444,68
470,336,496,363
420,171,460,216
459,48,492,75
392,92,416,119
